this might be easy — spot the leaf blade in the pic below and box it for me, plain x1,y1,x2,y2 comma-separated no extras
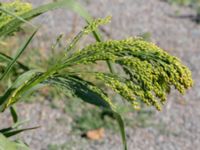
46,75,128,150
0,29,38,80
3,126,40,138
0,0,89,37
47,75,112,108
113,112,128,150
0,133,30,150
9,106,18,124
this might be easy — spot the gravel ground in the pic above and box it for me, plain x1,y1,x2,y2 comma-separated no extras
1,0,200,150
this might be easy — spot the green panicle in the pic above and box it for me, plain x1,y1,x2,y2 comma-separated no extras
96,73,136,102
83,16,112,34
0,0,32,29
64,37,193,110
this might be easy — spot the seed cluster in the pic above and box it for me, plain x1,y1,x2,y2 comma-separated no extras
66,38,193,110
0,0,32,29
83,16,111,34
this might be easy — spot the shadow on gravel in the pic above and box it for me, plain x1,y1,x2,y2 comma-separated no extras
168,14,200,24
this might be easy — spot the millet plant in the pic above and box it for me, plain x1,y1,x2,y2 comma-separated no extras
0,0,193,150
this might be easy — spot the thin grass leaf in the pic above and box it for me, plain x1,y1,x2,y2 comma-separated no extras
0,29,38,80
0,52,29,71
3,126,40,138
0,124,30,137
0,0,89,37
9,106,18,124
113,112,127,150
0,120,30,135
0,127,12,134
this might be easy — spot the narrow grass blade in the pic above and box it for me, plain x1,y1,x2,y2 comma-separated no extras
10,106,18,124
113,112,128,150
0,0,88,37
0,127,12,134
3,126,40,138
0,52,29,71
0,29,38,80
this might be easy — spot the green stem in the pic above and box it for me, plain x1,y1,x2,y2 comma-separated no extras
91,29,115,73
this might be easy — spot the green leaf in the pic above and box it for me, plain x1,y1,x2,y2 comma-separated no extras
0,72,127,148
0,134,30,150
0,29,38,80
0,52,29,71
46,75,127,150
0,70,40,112
0,0,90,37
10,106,18,124
47,75,112,108
113,112,127,150
0,127,12,134
3,126,40,138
